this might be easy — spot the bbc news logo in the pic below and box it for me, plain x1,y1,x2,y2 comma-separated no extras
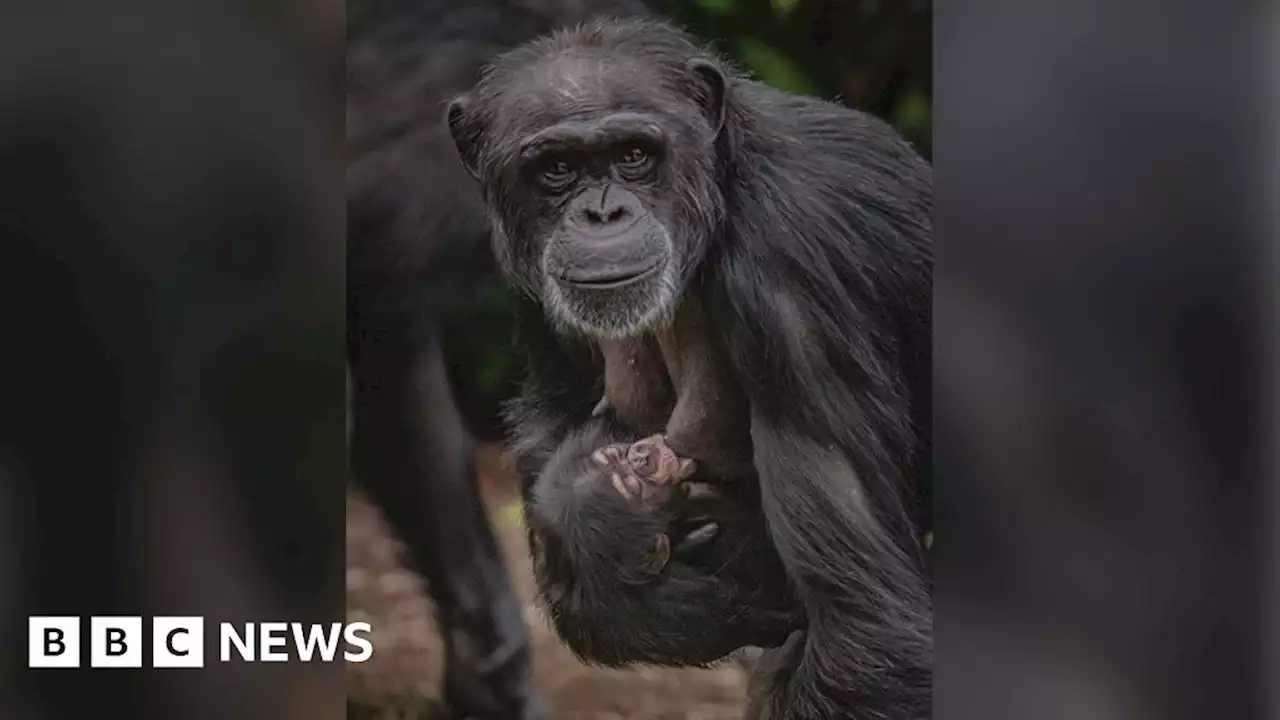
28,617,374,668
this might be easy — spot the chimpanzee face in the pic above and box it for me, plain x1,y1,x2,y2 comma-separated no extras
447,40,727,339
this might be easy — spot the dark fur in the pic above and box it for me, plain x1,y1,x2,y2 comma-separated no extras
449,18,933,719
347,2,644,718
527,416,796,664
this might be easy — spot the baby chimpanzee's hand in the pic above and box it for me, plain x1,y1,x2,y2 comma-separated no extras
589,435,720,573
590,435,700,505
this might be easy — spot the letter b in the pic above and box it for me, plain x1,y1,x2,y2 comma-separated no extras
28,617,80,668
47,629,65,656
107,629,127,655
91,617,142,668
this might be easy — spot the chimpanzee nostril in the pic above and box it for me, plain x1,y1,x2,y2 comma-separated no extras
569,186,643,234
579,203,632,228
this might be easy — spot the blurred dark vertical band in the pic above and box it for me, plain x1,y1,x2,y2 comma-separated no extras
936,2,1274,719
0,1,345,719
1269,12,1280,718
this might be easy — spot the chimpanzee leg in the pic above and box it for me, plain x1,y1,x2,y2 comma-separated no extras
349,336,544,720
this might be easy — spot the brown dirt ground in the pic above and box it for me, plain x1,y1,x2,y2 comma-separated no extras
346,445,751,719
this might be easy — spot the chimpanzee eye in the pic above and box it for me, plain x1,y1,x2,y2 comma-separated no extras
537,157,577,190
614,144,655,177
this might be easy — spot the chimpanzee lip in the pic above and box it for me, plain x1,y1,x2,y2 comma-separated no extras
557,259,663,290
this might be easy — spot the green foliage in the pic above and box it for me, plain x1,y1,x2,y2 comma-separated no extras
895,90,932,157
772,0,800,16
657,0,931,151
736,38,817,96
468,286,522,396
442,283,523,421
694,0,735,14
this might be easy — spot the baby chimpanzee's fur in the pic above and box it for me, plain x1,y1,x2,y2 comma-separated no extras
448,18,932,719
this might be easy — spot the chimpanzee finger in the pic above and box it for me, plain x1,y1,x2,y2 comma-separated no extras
590,396,611,418
680,481,720,501
641,534,672,573
673,522,719,554
591,443,628,469
610,471,644,501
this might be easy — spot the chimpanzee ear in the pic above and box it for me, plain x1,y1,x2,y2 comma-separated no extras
688,58,726,137
445,95,484,181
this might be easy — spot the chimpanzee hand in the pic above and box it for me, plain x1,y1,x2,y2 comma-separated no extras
589,434,721,573
591,434,697,503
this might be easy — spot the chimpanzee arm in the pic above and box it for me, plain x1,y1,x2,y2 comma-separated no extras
745,416,932,719
712,260,933,718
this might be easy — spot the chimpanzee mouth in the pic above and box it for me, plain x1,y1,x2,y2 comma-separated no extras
556,260,664,290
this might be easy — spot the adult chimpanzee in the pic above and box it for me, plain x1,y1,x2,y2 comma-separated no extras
347,1,645,718
446,18,933,719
